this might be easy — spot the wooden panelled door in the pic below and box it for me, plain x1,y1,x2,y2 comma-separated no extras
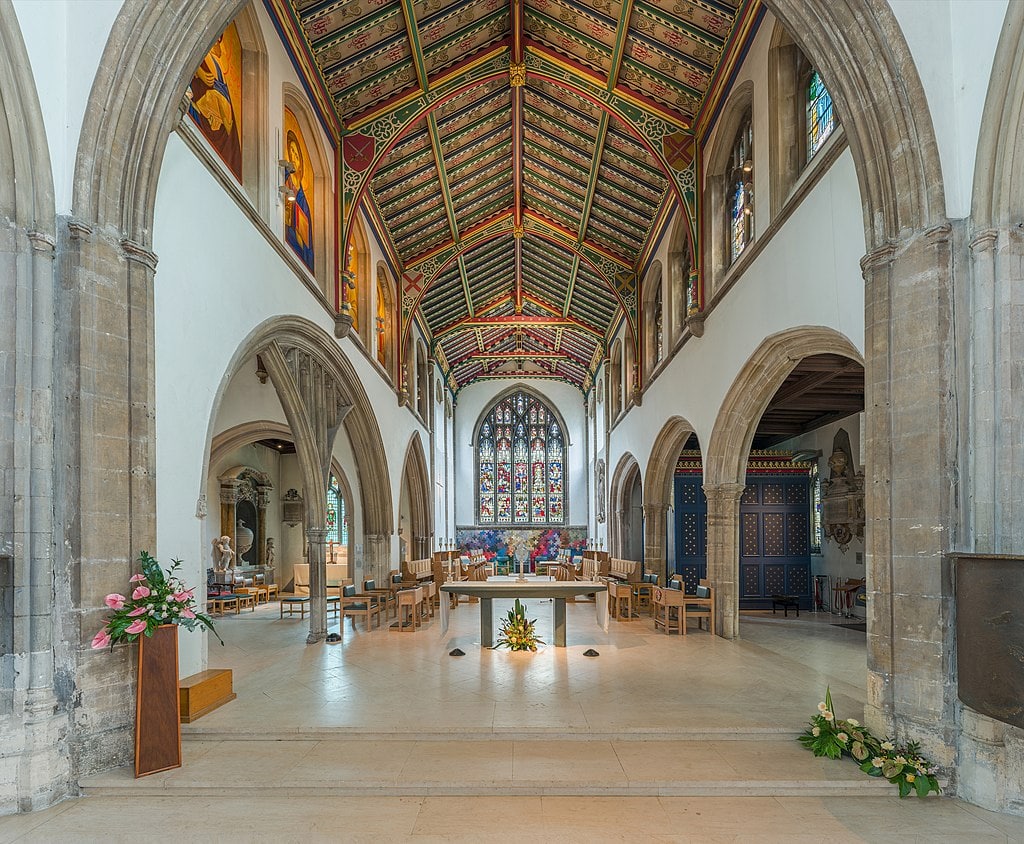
673,473,812,608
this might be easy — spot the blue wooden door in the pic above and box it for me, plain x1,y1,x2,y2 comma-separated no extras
672,476,707,593
739,476,812,608
673,473,812,608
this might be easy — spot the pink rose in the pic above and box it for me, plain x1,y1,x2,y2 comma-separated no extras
131,585,151,600
125,619,148,635
91,629,112,649
127,606,148,617
104,593,126,610
129,573,146,583
181,608,195,619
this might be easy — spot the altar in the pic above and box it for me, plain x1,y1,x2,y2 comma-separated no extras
440,576,608,647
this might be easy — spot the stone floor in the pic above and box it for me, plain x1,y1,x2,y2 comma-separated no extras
4,595,1023,841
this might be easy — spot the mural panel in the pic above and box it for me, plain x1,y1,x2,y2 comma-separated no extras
187,21,243,181
284,106,315,272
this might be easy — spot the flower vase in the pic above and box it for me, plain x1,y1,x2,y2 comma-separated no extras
134,623,182,777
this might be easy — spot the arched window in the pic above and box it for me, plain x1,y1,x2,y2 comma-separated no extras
477,390,565,525
654,283,664,365
728,113,754,264
326,473,348,546
376,275,387,367
344,214,370,333
806,70,834,159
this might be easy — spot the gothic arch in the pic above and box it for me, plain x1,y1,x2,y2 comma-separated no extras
608,452,641,559
641,260,663,383
469,383,573,448
0,0,62,811
705,327,863,488
200,317,393,541
400,432,432,560
642,417,698,584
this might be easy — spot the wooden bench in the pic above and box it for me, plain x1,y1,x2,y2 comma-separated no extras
771,594,800,617
280,596,310,619
178,669,235,723
401,557,433,585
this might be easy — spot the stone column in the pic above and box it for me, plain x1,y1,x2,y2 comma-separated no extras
364,533,391,584
305,526,329,644
968,230,997,552
861,225,957,770
642,503,669,584
702,482,744,639
614,508,628,558
256,486,271,567
414,535,430,559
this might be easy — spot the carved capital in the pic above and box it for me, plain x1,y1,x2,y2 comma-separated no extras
120,238,159,271
924,222,953,245
67,219,93,240
701,482,746,503
334,312,354,339
306,527,330,544
27,231,56,253
969,229,999,254
859,241,897,276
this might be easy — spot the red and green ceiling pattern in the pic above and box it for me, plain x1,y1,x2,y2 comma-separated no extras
287,0,752,392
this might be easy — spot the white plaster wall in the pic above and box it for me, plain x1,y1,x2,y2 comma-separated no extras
453,379,589,527
609,148,864,487
153,133,422,676
11,0,124,215
887,0,1008,219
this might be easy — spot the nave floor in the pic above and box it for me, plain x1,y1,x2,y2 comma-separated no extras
4,598,1022,841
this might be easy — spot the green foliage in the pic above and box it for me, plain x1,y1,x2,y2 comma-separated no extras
495,598,543,651
798,687,940,798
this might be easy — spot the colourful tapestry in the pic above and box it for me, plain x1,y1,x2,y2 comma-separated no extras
187,22,243,181
455,527,587,565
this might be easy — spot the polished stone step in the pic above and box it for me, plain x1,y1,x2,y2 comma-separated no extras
79,737,897,798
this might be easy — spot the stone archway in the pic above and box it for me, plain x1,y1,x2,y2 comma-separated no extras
64,0,953,800
608,453,641,560
704,327,862,641
0,0,64,812
644,416,698,585
400,432,432,563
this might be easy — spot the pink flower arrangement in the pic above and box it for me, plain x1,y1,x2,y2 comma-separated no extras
91,551,221,650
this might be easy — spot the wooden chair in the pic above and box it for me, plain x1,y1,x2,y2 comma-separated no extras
684,581,715,634
279,596,309,619
634,572,658,615
652,583,685,635
391,586,422,632
340,584,380,631
363,579,396,619
608,580,633,621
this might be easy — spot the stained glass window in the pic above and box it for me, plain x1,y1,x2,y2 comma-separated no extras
728,113,753,264
326,473,348,546
478,391,564,524
807,70,834,160
654,284,663,365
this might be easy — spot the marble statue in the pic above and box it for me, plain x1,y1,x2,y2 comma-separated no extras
265,537,276,567
212,535,235,571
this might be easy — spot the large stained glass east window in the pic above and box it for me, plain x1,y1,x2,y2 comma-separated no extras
326,473,348,546
478,391,564,525
728,112,754,264
807,70,834,160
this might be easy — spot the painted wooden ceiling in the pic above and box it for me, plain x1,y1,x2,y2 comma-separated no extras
287,0,750,392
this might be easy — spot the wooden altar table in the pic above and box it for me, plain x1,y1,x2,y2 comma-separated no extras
440,576,609,647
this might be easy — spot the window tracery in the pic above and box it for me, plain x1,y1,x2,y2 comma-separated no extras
728,113,754,263
477,391,564,525
326,473,348,546
806,70,834,159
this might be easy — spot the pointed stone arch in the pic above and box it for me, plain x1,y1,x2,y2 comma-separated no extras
0,0,63,811
608,452,641,559
643,417,698,585
400,432,432,561
703,327,862,642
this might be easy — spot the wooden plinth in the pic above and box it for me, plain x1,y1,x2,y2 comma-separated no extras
179,668,236,723
135,624,182,778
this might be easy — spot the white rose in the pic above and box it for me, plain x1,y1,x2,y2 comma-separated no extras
812,727,820,737
837,732,849,743
881,741,894,751
846,718,859,727
872,757,884,767
824,711,834,722
817,702,827,712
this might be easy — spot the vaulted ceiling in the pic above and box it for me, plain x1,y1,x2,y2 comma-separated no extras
286,0,751,392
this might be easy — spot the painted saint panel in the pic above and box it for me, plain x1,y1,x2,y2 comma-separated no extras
284,107,315,272
187,22,243,181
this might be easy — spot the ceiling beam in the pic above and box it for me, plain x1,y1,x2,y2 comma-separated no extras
607,0,636,92
562,255,580,318
426,113,462,243
766,362,861,411
398,0,429,93
576,112,610,246
436,313,602,340
457,256,475,317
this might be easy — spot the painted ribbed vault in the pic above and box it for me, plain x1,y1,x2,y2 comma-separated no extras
286,0,750,392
